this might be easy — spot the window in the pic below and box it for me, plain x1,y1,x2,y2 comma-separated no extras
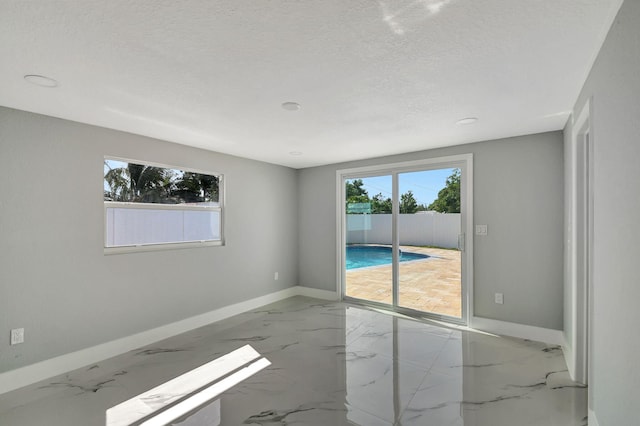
104,158,223,253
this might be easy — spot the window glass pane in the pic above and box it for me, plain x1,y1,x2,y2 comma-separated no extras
184,210,221,241
105,208,221,247
345,176,393,305
104,160,219,204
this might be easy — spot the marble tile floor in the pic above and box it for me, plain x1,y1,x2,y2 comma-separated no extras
0,297,586,426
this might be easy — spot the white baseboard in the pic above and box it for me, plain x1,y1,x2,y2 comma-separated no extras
470,316,564,345
0,285,338,395
589,408,599,426
295,286,340,301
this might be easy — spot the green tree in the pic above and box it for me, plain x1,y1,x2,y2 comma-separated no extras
104,162,171,202
173,172,219,203
428,169,460,213
400,190,418,214
345,179,371,212
371,193,392,213
104,162,132,201
346,179,368,198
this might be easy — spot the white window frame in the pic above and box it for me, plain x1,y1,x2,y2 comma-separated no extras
103,157,224,255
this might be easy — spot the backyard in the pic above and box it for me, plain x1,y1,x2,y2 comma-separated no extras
345,245,461,318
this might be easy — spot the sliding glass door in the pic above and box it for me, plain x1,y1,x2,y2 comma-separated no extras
340,156,471,324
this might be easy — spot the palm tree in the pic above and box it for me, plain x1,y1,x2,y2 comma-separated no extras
104,161,173,203
104,161,130,201
172,172,219,203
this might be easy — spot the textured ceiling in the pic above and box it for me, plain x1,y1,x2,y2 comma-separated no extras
0,0,623,168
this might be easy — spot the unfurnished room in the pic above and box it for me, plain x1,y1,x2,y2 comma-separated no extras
1,1,639,425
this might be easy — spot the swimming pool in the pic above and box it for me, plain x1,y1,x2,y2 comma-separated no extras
346,245,429,270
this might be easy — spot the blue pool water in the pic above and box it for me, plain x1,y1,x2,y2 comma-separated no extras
346,245,429,270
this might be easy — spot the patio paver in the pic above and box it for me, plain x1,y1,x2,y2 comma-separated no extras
345,246,461,318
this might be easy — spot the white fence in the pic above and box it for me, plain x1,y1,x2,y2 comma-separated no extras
346,212,461,248
105,206,220,247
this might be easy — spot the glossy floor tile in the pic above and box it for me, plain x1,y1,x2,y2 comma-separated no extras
0,297,586,425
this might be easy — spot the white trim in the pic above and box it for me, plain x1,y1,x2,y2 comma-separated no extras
0,286,337,395
335,171,344,296
588,409,600,426
295,286,340,301
105,201,221,212
566,97,592,384
392,173,400,306
562,338,576,383
463,155,474,321
470,316,564,345
104,239,224,255
336,155,474,177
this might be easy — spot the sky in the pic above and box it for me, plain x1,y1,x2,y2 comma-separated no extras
349,168,456,206
105,159,456,206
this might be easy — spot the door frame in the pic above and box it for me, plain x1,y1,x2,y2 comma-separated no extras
570,99,593,385
336,154,474,325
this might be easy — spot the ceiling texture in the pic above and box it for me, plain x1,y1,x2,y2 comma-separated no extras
0,0,623,168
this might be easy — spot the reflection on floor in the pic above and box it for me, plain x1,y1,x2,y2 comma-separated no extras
0,297,585,426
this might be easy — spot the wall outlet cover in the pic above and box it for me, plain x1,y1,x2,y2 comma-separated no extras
10,328,24,345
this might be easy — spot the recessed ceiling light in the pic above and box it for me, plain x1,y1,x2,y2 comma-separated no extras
289,151,303,156
282,102,301,111
24,74,59,88
456,117,478,125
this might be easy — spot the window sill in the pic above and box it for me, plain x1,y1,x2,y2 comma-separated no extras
104,240,224,255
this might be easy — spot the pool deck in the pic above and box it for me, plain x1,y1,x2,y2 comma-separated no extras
345,245,461,318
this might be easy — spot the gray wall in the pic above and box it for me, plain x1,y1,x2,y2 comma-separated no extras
298,132,564,330
0,107,298,373
567,1,640,423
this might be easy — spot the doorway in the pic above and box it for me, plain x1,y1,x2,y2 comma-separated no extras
338,155,473,324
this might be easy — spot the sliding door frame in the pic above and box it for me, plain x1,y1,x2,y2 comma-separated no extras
336,154,474,325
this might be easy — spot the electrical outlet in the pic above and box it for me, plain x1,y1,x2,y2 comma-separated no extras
274,272,279,281
10,328,24,345
476,225,488,236
494,293,504,305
